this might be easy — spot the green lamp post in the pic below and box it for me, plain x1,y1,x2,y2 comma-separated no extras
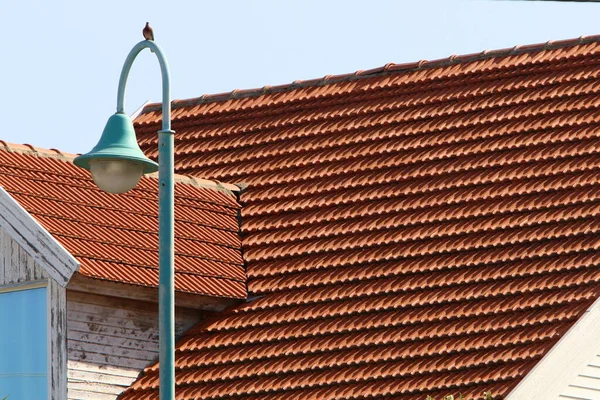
74,38,176,400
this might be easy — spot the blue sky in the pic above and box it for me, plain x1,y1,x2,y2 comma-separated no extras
1,0,600,154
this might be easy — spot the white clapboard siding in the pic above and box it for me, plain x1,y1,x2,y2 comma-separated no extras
508,296,600,400
69,363,140,386
0,227,68,400
68,330,158,352
67,291,202,400
559,356,600,400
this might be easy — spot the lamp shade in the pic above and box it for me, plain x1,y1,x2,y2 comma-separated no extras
74,113,159,173
74,113,159,192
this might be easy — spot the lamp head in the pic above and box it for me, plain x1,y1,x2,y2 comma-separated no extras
74,113,159,193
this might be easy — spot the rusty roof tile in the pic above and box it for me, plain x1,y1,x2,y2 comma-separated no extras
0,143,246,298
122,36,600,399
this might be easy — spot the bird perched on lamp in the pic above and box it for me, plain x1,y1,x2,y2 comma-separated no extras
143,22,154,41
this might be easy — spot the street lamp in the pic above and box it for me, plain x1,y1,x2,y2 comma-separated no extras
74,39,175,400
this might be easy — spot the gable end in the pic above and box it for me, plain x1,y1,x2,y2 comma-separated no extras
0,186,79,286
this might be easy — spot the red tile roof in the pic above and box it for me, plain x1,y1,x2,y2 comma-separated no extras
122,35,600,399
0,142,246,299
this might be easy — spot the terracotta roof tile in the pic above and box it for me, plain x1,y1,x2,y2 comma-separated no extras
123,35,600,398
0,144,245,298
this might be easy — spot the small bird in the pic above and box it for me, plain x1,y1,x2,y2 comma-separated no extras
143,22,154,41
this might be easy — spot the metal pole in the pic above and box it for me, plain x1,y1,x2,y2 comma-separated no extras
157,127,175,400
116,40,175,400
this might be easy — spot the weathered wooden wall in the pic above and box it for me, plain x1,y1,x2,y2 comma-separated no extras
66,291,202,399
0,227,47,285
0,227,68,400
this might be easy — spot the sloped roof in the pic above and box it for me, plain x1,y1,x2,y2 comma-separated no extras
122,36,600,399
0,143,246,299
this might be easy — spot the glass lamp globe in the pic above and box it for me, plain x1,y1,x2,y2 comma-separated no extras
89,159,144,194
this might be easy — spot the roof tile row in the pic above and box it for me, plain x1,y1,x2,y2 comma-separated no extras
122,36,600,398
0,145,246,298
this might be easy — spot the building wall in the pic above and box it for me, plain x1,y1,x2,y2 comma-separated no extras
66,290,203,400
0,227,68,400
0,228,46,284
560,357,600,400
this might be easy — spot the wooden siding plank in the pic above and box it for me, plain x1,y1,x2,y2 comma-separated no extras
68,349,156,370
49,279,68,400
54,279,68,400
28,252,40,280
68,300,166,320
68,371,134,388
67,342,158,364
67,320,159,340
67,330,158,352
0,229,5,285
68,380,127,395
68,388,125,400
559,394,593,400
23,246,38,282
66,291,202,399
571,375,600,391
580,364,600,379
67,310,192,337
20,246,30,281
68,361,141,378
67,309,161,332
4,235,16,284
11,239,20,283
561,384,600,399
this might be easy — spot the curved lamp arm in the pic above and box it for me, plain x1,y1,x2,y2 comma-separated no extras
116,40,172,133
115,39,175,400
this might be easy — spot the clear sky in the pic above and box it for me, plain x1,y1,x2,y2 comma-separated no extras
1,0,599,154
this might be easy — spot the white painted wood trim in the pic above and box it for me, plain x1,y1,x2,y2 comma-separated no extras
507,296,600,400
52,280,68,400
46,280,52,400
0,186,79,286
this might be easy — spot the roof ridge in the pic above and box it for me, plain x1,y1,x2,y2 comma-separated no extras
0,140,79,162
0,140,240,193
141,34,600,113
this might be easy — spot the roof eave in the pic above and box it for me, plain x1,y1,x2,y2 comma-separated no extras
67,273,242,311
